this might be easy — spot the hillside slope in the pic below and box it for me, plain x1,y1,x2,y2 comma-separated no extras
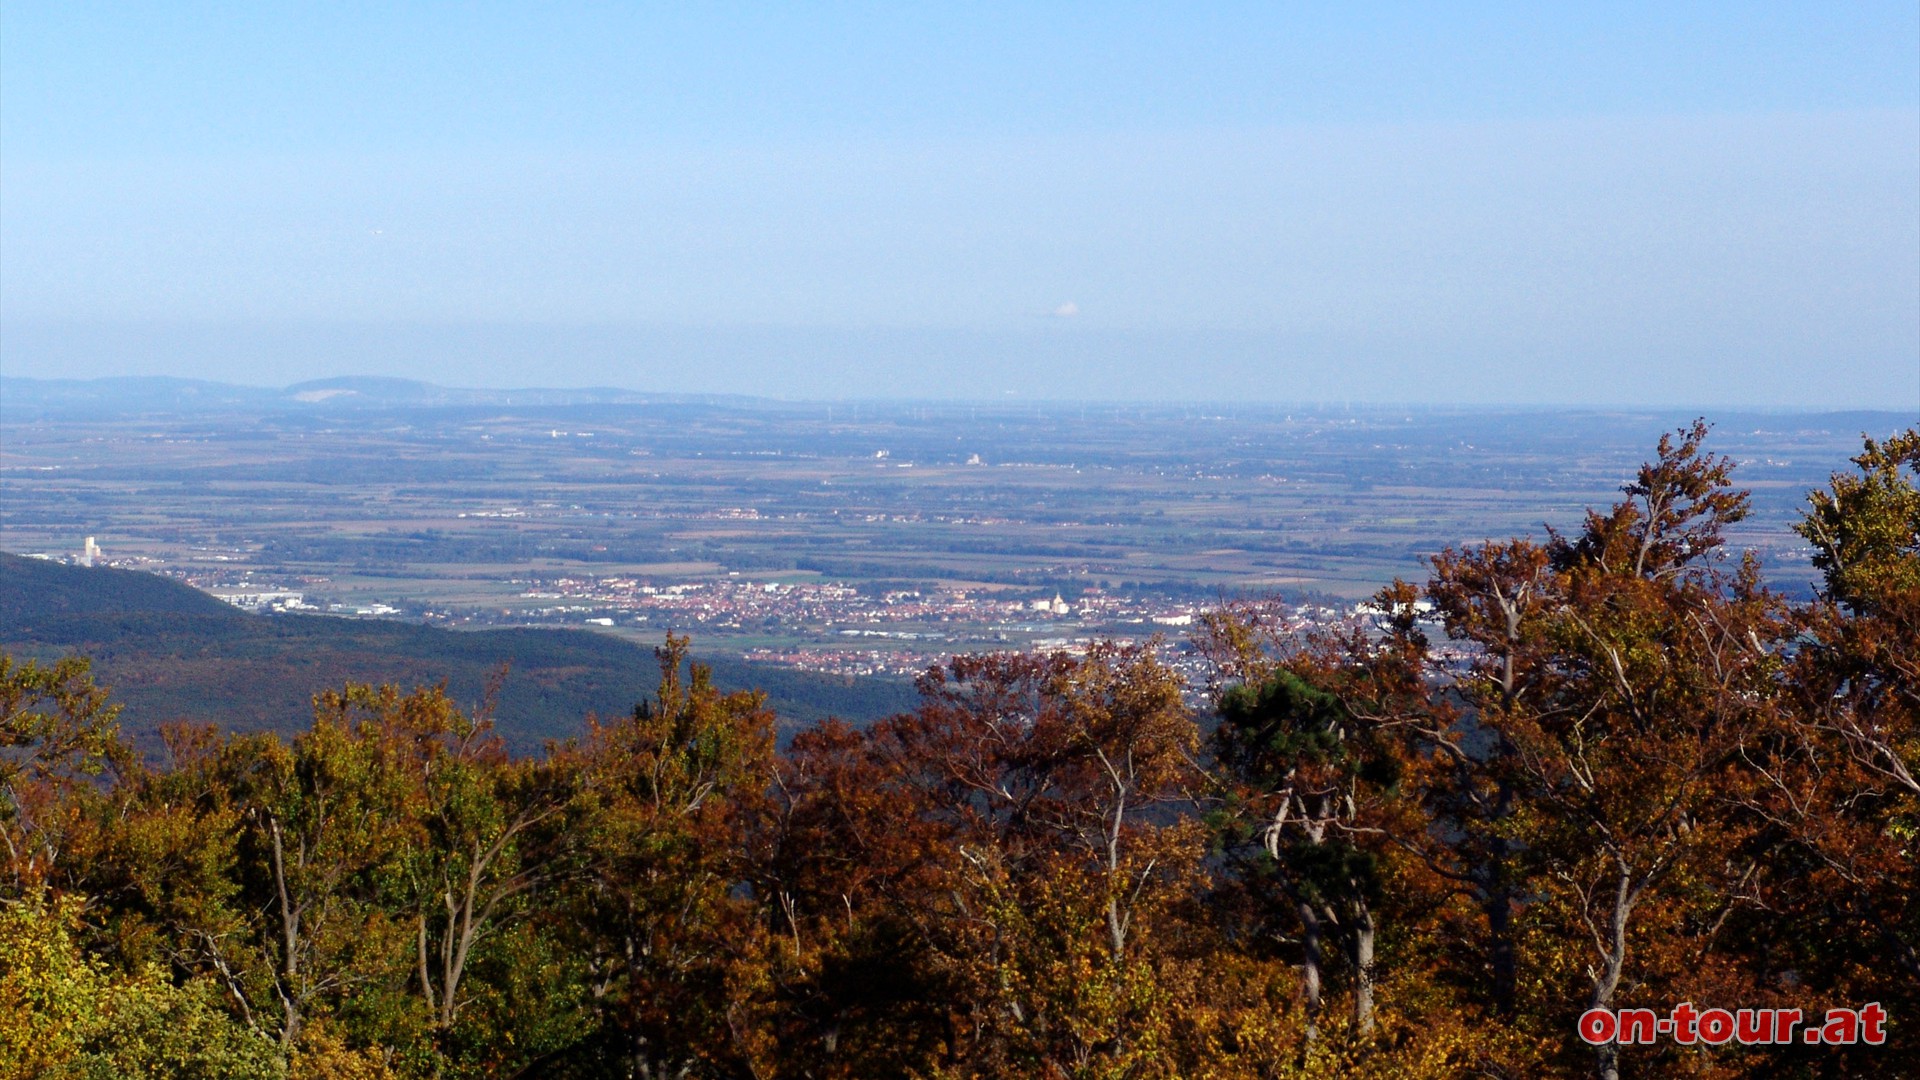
0,553,918,752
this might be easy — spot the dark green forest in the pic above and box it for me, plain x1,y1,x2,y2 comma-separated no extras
3,423,1915,1079
0,552,917,753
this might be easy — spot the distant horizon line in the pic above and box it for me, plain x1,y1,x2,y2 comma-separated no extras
2,371,1914,418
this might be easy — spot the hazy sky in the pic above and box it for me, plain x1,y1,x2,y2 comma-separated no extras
3,3,1916,405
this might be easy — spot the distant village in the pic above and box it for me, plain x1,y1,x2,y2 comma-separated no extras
502,574,1239,677
26,535,1414,682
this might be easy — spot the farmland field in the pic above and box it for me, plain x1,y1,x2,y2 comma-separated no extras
1,378,1902,671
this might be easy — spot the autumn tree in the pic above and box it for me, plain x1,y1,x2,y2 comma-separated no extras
888,645,1220,1075
0,891,283,1080
1420,538,1557,1028
83,683,603,1076
562,633,779,1078
1488,421,1782,1080
0,655,128,894
1727,427,1920,1074
353,683,583,1056
750,715,957,1077
753,644,1236,1077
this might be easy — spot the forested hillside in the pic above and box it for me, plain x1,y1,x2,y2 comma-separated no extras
3,423,1915,1079
0,552,917,752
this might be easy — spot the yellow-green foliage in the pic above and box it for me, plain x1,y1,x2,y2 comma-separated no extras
0,893,284,1080
1800,429,1920,611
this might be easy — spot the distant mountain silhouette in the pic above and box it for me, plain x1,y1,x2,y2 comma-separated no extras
1,374,768,417
0,552,916,754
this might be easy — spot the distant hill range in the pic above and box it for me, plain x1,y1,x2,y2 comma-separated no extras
0,553,918,754
0,375,771,418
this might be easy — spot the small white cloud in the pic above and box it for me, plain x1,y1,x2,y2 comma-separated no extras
1049,301,1079,318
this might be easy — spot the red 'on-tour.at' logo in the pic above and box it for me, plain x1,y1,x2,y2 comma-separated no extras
1578,1003,1887,1047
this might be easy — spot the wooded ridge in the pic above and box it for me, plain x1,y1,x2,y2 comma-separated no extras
0,552,918,754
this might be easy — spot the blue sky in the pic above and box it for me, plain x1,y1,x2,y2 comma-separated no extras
3,3,1916,405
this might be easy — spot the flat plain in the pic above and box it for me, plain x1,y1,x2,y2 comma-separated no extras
1,378,1903,673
